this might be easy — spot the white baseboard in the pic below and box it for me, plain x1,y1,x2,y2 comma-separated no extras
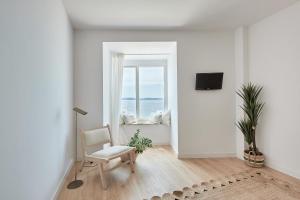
51,159,74,200
178,153,236,159
152,143,170,146
235,156,300,180
170,146,178,157
265,161,300,180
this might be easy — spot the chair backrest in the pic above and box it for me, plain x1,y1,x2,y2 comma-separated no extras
81,125,112,150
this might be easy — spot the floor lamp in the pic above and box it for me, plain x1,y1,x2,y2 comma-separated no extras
67,107,88,189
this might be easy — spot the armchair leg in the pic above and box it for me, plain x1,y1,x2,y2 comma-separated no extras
99,163,108,189
129,151,135,173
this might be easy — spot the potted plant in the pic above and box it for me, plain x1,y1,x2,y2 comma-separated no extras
236,83,265,167
121,129,152,162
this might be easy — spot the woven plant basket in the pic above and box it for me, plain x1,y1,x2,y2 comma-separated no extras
243,150,264,168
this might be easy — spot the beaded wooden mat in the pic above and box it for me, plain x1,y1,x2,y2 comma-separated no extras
149,170,300,200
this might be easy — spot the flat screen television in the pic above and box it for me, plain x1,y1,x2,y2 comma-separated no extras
195,73,223,90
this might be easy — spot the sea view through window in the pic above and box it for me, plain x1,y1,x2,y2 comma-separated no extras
121,64,166,118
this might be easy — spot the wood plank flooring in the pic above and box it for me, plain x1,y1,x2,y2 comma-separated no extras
58,146,300,200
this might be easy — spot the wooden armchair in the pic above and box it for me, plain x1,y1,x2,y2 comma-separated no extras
80,125,135,189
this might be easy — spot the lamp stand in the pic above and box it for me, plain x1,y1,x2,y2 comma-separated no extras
67,112,83,189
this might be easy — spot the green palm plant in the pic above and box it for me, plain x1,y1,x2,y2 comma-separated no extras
236,118,252,145
236,83,264,154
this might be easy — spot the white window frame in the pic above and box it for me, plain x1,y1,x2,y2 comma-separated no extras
122,59,168,118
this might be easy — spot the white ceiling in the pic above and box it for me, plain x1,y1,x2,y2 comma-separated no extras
63,0,298,30
103,42,176,54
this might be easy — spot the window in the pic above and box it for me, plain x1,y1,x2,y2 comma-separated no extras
139,67,165,118
121,61,167,118
121,67,136,115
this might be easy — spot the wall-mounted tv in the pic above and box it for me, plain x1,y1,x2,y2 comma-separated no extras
195,73,224,90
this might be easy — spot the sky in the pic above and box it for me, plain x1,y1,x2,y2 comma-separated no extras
122,66,164,99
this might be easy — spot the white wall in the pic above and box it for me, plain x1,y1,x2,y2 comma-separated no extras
74,30,236,157
234,27,248,159
248,2,300,178
168,46,179,154
0,0,74,199
120,125,170,145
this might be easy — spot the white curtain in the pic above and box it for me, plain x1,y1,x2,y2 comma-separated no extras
110,53,124,145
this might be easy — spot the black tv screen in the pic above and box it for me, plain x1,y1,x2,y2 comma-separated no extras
195,73,223,90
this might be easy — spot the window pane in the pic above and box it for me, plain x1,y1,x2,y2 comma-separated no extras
139,67,164,118
121,67,136,115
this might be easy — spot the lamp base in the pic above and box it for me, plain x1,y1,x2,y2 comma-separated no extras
67,180,83,189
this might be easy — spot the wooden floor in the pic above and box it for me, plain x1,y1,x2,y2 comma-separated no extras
58,146,300,200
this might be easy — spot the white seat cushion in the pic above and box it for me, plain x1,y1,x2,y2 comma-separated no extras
91,146,134,159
